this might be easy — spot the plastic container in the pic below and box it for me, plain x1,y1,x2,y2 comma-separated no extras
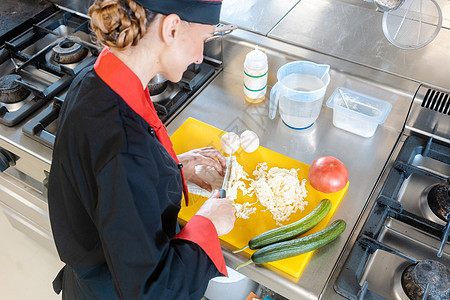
326,87,392,138
269,61,330,130
243,45,268,104
203,266,258,300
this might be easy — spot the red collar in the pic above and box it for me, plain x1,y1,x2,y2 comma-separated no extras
94,47,189,205
93,47,163,132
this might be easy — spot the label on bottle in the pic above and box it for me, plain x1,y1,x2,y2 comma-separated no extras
244,66,268,101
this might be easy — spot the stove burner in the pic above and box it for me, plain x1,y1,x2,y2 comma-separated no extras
149,81,168,96
149,82,181,103
0,74,31,103
51,37,88,64
148,74,169,96
427,182,450,222
401,260,450,300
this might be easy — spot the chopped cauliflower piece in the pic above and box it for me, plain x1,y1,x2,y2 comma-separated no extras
233,202,257,219
250,162,308,224
226,156,253,201
189,156,308,223
227,160,308,223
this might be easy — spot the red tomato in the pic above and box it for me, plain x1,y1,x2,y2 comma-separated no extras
308,156,349,193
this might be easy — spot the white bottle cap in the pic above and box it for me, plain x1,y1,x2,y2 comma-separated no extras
244,45,267,70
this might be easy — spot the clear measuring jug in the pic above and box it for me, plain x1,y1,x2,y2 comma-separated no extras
269,61,330,129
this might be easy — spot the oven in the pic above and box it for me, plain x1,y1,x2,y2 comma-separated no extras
332,86,450,300
0,3,223,253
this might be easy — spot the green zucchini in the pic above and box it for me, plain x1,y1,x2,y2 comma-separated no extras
235,219,346,270
233,199,332,253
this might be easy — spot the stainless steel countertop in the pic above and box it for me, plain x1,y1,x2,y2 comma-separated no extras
269,0,450,91
220,0,450,92
220,0,299,35
167,29,419,299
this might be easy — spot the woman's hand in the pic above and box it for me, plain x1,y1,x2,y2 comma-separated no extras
178,147,226,192
195,190,236,236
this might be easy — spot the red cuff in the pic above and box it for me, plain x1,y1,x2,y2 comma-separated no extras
173,215,227,276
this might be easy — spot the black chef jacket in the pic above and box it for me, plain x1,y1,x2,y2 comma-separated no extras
48,47,226,300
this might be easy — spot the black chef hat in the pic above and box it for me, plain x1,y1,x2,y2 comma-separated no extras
134,0,222,25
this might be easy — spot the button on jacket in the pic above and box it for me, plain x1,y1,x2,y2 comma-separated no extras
48,48,226,300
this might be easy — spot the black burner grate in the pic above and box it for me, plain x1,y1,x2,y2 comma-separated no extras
21,56,218,148
5,8,220,146
335,135,450,300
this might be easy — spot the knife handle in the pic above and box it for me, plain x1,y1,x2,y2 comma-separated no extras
219,189,226,198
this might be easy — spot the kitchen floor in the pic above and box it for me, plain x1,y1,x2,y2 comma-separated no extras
0,210,268,300
0,211,63,300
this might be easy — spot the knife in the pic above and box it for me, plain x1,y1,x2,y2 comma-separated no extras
219,154,232,198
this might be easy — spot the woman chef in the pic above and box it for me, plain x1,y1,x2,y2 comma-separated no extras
47,0,236,299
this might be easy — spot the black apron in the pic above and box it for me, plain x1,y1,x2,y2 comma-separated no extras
53,265,118,300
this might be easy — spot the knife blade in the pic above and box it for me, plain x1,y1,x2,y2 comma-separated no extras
219,154,232,198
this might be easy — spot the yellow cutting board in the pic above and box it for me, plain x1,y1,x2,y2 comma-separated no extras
171,118,348,279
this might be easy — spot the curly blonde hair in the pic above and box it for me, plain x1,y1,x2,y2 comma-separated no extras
88,0,157,49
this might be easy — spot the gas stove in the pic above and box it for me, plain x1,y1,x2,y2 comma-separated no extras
0,5,221,147
334,86,450,300
0,6,98,127
21,60,217,148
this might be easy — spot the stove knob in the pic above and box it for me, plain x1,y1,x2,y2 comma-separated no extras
0,148,16,172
